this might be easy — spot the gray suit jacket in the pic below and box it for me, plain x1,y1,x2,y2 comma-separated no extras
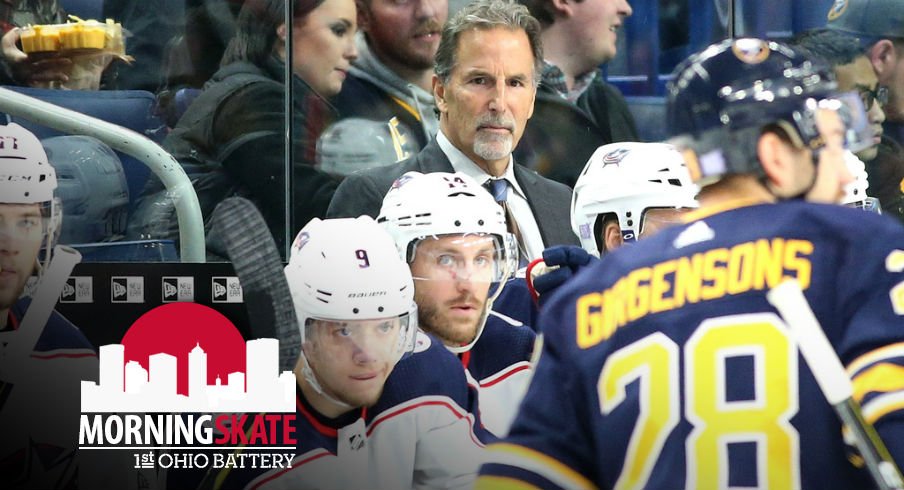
327,138,580,248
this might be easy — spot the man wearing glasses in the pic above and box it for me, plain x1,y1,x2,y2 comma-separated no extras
793,28,887,163
826,0,904,221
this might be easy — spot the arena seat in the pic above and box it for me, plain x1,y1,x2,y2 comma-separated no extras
0,86,166,211
60,0,103,20
625,96,668,143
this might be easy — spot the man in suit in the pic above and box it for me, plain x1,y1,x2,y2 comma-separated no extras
327,0,579,258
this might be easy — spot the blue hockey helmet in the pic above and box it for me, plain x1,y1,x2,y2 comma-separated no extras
666,38,871,187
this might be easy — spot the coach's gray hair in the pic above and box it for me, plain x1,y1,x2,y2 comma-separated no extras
434,0,543,85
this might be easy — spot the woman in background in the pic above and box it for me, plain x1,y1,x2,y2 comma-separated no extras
129,0,357,256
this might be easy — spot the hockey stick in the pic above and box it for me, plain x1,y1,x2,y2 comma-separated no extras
200,199,301,490
209,197,300,373
766,280,904,490
0,245,81,383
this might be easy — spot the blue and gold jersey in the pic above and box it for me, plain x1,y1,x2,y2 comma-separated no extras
478,200,904,489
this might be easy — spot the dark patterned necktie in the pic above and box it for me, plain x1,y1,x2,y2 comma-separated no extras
484,178,527,264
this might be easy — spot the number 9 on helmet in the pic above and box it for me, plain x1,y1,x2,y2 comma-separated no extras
283,216,418,405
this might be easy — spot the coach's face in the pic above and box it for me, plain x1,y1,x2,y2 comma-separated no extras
434,27,536,174
0,203,43,311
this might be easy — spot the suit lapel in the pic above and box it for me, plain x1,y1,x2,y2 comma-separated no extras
513,165,552,246
413,139,455,173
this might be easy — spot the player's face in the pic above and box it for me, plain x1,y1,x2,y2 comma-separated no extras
409,235,495,346
303,317,403,408
0,204,43,311
361,0,447,71
434,27,536,172
639,207,691,238
569,0,632,67
834,56,885,161
804,109,853,203
286,0,358,97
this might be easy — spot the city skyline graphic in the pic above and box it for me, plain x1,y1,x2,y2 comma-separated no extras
81,338,295,413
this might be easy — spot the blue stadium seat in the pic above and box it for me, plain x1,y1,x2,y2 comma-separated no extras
172,87,202,126
625,96,668,143
61,0,103,20
0,86,166,211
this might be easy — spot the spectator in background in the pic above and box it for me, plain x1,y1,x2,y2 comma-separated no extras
826,0,904,221
128,0,356,255
102,0,185,92
330,0,447,151
0,0,69,86
514,0,638,187
792,28,886,162
328,0,580,260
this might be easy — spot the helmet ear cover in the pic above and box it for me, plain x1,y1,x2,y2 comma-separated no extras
671,125,766,187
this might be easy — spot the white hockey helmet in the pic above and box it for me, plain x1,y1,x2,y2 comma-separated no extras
0,123,62,274
378,171,518,353
842,150,880,213
284,216,418,402
378,171,518,280
571,142,699,255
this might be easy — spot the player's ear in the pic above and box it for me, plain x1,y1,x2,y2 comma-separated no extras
757,126,800,195
603,221,623,253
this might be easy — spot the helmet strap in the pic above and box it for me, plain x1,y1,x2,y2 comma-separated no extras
298,353,356,412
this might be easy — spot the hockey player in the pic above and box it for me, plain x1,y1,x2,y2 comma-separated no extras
571,142,698,256
198,216,489,489
526,142,699,309
378,171,535,437
0,124,138,488
477,38,904,489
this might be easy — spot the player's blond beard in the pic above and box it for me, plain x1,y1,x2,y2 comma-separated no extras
416,290,486,346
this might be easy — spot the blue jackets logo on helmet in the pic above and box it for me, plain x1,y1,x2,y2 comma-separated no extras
292,231,311,253
602,148,631,166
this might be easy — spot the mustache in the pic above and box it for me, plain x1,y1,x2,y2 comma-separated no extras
446,293,482,308
413,19,443,37
476,114,515,132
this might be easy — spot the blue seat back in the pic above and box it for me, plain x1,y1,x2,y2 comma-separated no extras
0,86,166,211
61,0,103,20
625,96,668,143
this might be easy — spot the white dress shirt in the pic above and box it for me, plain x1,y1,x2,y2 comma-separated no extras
436,131,545,260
